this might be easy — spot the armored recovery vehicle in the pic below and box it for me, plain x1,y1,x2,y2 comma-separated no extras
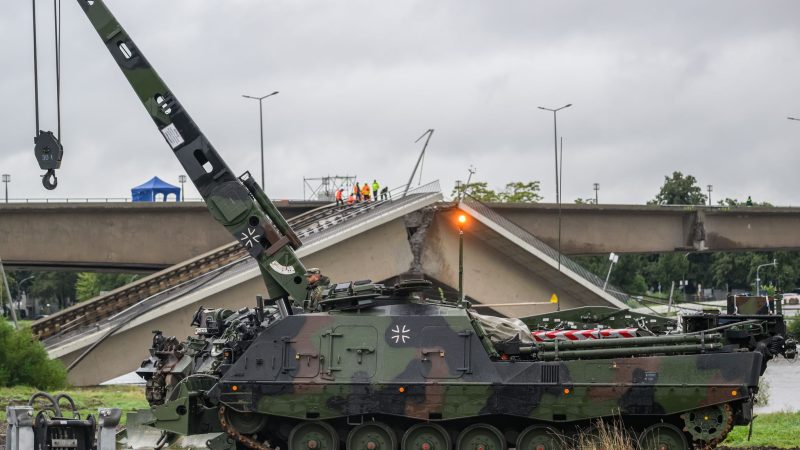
33,1,798,449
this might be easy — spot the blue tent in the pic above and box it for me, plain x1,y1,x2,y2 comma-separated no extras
131,176,181,202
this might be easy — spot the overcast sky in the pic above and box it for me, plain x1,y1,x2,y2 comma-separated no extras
2,1,800,204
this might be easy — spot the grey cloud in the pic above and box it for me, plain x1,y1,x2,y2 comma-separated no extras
1,0,800,206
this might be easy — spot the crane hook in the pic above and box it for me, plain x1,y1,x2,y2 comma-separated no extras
33,131,63,190
42,169,58,190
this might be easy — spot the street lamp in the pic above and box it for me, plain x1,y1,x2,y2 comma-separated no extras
2,174,9,203
756,259,778,297
602,252,619,291
707,184,713,206
178,175,187,202
593,182,599,204
13,276,35,317
538,104,572,272
458,213,467,304
537,104,572,205
242,91,279,189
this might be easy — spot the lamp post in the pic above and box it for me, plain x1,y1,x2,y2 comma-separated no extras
0,256,17,328
458,213,467,304
13,276,35,317
679,279,688,301
2,174,9,203
756,259,778,296
178,175,187,202
458,166,476,200
603,252,619,291
242,91,279,189
707,185,713,206
538,104,571,271
593,182,599,204
538,104,572,204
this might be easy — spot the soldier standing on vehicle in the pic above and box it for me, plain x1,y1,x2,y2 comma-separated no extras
304,268,330,311
372,179,380,201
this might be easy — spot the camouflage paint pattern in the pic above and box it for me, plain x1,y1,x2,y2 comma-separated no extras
210,303,759,424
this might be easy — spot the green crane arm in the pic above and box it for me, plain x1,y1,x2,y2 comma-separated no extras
75,0,308,301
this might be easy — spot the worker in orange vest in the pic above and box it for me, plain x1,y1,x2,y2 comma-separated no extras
335,188,344,207
361,182,371,202
354,182,362,202
347,193,355,205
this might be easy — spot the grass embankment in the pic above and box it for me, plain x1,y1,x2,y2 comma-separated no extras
0,385,148,427
721,411,800,448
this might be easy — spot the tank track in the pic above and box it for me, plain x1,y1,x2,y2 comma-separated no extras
218,405,275,450
209,406,736,450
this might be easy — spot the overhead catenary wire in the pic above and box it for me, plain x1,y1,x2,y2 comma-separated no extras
403,129,434,197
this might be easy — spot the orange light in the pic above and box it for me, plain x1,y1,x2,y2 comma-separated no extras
731,390,738,397
458,214,467,224
563,388,571,395
398,387,406,393
231,385,238,392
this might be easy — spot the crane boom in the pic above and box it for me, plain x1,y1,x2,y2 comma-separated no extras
75,0,307,301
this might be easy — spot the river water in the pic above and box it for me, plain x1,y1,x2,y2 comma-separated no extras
756,358,800,413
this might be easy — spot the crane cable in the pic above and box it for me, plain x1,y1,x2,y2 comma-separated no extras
54,0,62,143
31,0,61,138
31,0,40,134
31,0,63,190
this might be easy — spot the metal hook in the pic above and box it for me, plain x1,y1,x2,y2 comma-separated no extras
42,169,58,190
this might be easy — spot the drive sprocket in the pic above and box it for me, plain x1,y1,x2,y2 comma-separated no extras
680,403,734,450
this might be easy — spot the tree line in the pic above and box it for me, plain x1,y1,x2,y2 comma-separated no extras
1,271,139,317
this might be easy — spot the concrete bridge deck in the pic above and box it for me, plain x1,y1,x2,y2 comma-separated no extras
492,203,800,255
3,202,799,272
0,200,325,271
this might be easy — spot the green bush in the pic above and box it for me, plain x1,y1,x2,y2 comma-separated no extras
787,316,800,338
0,317,67,389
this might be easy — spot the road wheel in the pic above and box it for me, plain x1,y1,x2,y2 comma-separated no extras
347,421,398,450
637,423,689,450
288,421,339,450
516,424,565,450
402,423,451,450
456,423,506,450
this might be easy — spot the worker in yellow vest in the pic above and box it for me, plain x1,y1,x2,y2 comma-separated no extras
371,180,380,202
